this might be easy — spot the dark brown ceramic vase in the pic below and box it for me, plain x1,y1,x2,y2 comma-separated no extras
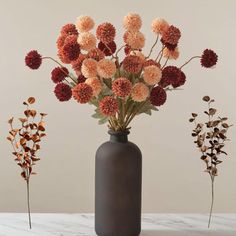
95,130,142,236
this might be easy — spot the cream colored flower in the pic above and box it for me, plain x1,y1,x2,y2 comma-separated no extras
77,32,96,51
123,13,142,31
76,15,95,33
151,18,169,35
81,58,97,78
143,65,162,85
97,59,116,79
85,77,102,96
131,82,149,102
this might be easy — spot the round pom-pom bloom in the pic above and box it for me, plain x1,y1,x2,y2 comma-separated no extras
162,25,181,45
56,35,66,49
161,38,177,51
58,49,71,64
201,49,218,68
172,70,186,88
71,54,87,73
77,74,87,83
51,67,69,83
131,82,149,102
54,83,72,102
150,86,167,106
126,31,145,49
85,77,102,96
77,32,96,51
124,45,131,55
88,48,105,61
25,50,42,69
72,82,93,103
123,55,143,74
96,22,116,44
76,15,94,33
163,47,180,60
60,23,78,36
99,96,118,116
151,18,169,35
97,59,116,79
61,41,80,61
123,13,142,31
143,59,160,68
81,58,97,78
98,41,117,56
112,77,132,97
143,65,162,85
159,66,181,88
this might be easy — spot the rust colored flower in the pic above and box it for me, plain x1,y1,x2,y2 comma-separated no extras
81,58,97,78
71,54,87,73
98,41,117,56
61,41,80,61
85,77,102,96
131,82,149,102
143,65,162,85
112,77,132,97
54,83,72,101
123,55,143,74
159,66,181,88
51,67,69,83
88,48,105,61
77,32,97,51
129,50,145,62
124,45,131,55
143,59,160,68
162,25,181,45
56,34,66,49
150,86,167,106
201,49,218,68
99,96,118,116
60,23,78,36
123,13,142,31
76,15,94,33
96,22,116,44
97,59,116,78
25,50,42,69
72,83,93,103
58,49,71,64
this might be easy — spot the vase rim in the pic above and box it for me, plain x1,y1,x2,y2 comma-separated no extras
108,129,130,136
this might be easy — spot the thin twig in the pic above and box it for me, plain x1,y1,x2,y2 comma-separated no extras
26,179,32,229
179,56,201,69
208,175,215,228
146,34,159,59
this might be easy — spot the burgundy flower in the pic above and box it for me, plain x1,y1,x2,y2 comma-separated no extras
51,67,69,83
159,66,181,88
201,49,218,68
123,55,143,74
25,50,42,69
161,38,177,51
54,83,72,101
77,74,87,83
172,70,186,88
98,41,117,56
61,41,81,61
150,86,167,106
60,23,78,36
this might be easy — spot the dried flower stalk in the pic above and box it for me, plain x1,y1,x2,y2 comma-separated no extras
7,97,47,229
189,96,232,228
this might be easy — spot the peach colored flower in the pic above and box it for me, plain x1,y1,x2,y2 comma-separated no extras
151,18,169,35
126,31,145,49
143,65,162,85
76,15,95,33
81,58,97,78
131,82,149,102
123,13,142,31
85,77,102,96
97,59,116,79
163,47,180,60
77,32,96,51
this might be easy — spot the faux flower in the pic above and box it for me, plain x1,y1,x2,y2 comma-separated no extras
143,65,162,85
77,74,87,83
162,25,181,45
129,50,145,62
126,31,145,49
160,66,181,87
123,55,143,74
131,82,149,102
201,49,218,68
150,86,167,106
88,48,105,61
112,77,132,97
60,24,78,36
71,54,87,73
143,59,160,68
97,59,116,78
172,70,186,88
58,49,71,64
81,58,97,78
56,35,66,49
76,15,94,33
163,47,180,60
64,34,78,44
151,18,169,35
25,50,42,70
61,41,80,61
123,13,142,31
96,22,116,44
51,67,69,83
124,45,131,55
98,41,117,56
54,83,72,101
161,38,177,51
85,77,102,96
99,96,118,116
77,32,96,51
72,83,93,103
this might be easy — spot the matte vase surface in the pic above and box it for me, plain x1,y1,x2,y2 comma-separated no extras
95,130,142,236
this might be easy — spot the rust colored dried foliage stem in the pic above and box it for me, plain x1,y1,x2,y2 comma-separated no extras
7,97,47,229
189,96,232,228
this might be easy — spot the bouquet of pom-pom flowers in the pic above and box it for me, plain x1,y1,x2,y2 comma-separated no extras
25,13,218,131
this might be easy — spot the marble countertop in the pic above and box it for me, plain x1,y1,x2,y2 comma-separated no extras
0,214,235,236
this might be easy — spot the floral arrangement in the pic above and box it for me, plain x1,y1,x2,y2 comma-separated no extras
189,96,232,228
7,97,47,229
25,13,218,131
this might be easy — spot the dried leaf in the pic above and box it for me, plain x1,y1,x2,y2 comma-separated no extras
28,97,36,104
8,117,14,124
203,96,210,102
192,113,198,117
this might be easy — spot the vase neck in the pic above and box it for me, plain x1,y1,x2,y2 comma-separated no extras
108,130,130,143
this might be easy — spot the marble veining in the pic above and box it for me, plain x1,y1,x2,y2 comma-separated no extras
0,214,235,236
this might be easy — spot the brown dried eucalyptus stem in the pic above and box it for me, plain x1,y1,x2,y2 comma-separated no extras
7,97,47,229
189,95,232,228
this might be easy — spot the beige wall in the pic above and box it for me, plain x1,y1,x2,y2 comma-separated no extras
0,0,235,213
